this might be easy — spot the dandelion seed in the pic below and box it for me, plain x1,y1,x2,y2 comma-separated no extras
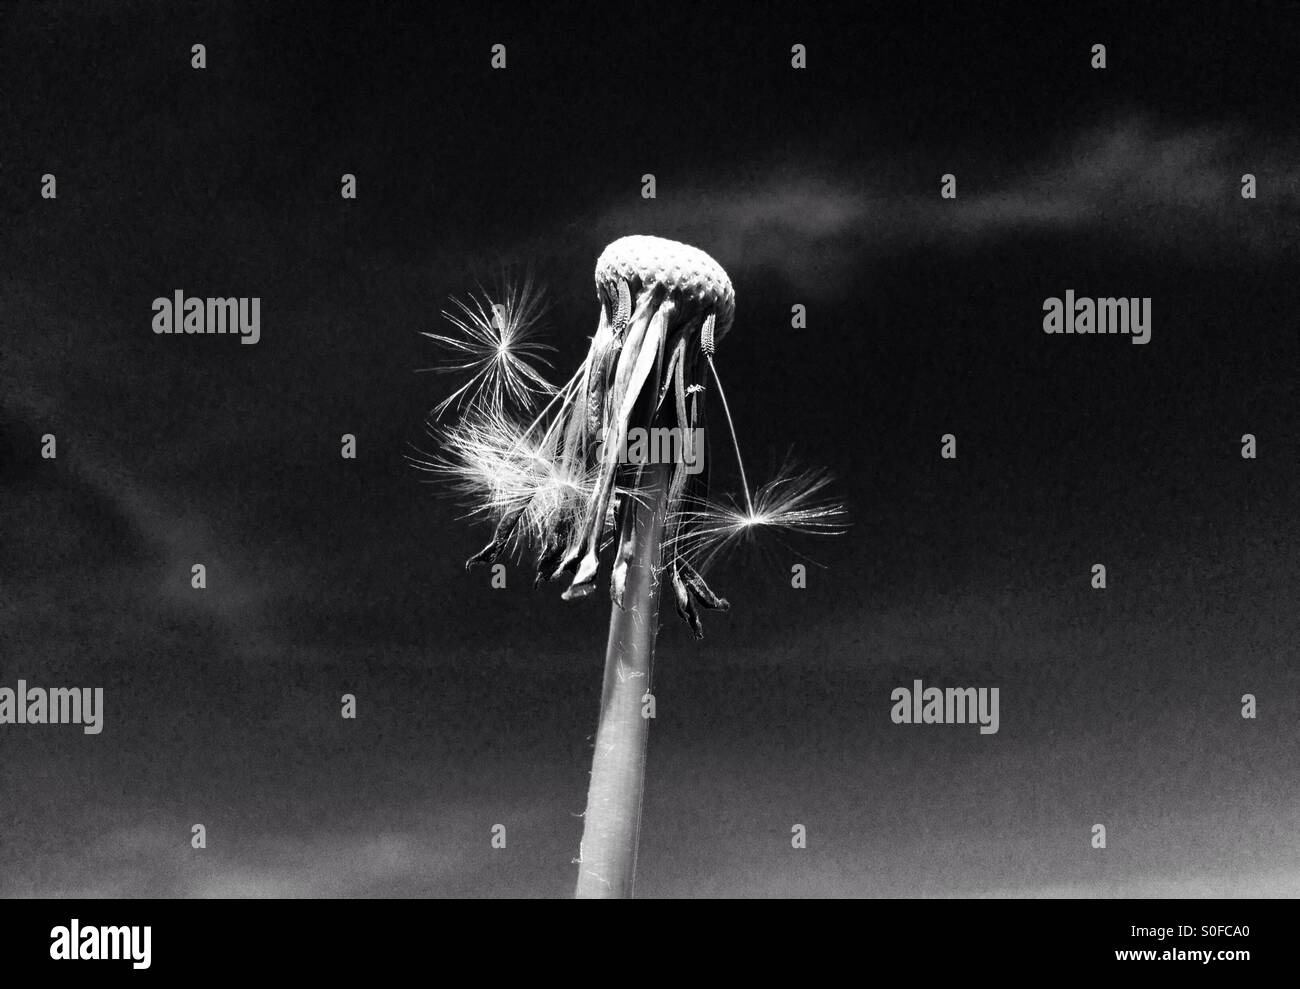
668,463,850,574
419,272,556,417
412,398,632,569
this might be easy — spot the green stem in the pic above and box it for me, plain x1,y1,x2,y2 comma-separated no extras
574,462,672,898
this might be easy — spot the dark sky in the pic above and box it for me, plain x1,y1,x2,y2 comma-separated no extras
2,1,1298,896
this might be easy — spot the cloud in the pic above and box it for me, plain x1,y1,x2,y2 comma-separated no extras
5,801,558,898
590,116,1300,293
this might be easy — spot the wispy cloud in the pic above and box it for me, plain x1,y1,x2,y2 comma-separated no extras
591,116,1300,292
5,799,563,898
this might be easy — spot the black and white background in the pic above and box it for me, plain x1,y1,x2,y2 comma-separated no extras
1,1,1297,904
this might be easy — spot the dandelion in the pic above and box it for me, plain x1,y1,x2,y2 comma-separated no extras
416,236,847,898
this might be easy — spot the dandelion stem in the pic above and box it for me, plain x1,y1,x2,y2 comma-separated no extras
574,461,672,898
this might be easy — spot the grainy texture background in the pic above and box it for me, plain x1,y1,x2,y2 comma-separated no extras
1,1,1297,897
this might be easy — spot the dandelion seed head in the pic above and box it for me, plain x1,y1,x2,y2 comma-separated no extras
415,241,846,632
